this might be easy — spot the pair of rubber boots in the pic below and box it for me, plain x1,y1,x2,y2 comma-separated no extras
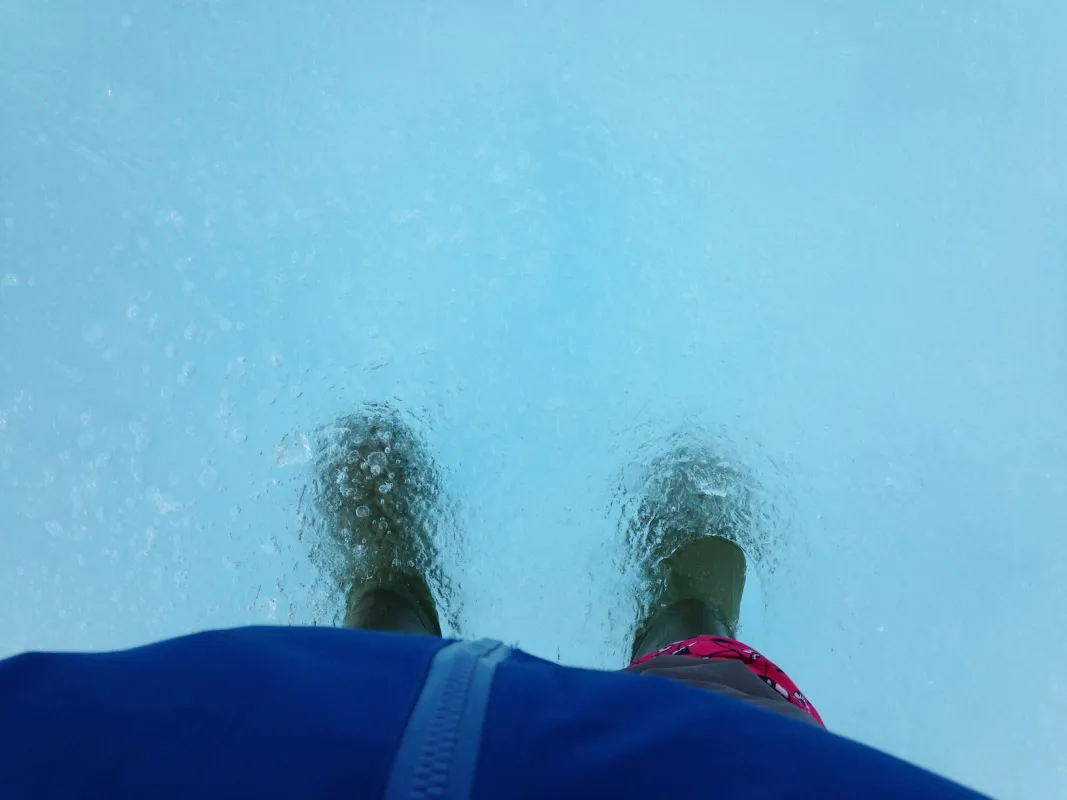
324,405,745,661
347,536,744,661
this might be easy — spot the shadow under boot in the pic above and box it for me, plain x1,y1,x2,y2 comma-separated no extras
631,536,746,661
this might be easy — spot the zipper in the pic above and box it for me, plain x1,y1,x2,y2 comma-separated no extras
385,639,511,800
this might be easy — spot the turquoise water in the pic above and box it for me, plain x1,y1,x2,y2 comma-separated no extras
2,3,1065,797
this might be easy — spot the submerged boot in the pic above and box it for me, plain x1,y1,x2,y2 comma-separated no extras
305,402,452,637
345,572,441,637
631,536,746,660
625,444,754,661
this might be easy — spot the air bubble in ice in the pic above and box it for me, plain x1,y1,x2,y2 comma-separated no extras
367,451,388,475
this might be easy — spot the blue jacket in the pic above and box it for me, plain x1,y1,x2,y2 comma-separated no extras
0,626,986,798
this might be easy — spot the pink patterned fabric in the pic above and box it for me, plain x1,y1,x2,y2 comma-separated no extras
630,635,825,727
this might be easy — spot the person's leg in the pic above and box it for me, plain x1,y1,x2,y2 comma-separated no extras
624,446,749,659
304,402,450,637
622,444,824,726
631,536,745,660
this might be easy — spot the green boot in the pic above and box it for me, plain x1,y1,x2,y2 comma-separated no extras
344,574,441,637
304,402,454,637
624,444,754,661
631,536,746,660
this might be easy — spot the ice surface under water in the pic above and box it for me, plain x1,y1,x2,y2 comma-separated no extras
2,4,1066,798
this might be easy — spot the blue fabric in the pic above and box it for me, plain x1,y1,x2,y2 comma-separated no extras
386,639,510,800
0,626,988,799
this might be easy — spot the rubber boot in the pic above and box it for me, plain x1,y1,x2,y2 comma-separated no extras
631,536,746,661
304,402,453,638
344,573,442,637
